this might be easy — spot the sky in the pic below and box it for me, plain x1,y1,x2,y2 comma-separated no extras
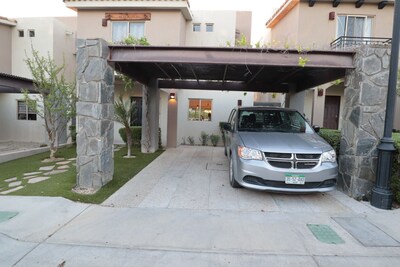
0,0,285,43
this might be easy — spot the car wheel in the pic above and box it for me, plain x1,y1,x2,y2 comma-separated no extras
229,156,241,188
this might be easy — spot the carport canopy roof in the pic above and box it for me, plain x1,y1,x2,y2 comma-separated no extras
109,45,355,93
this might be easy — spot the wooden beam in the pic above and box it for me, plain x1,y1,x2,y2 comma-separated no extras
309,0,316,7
355,0,364,8
378,0,388,9
332,0,341,7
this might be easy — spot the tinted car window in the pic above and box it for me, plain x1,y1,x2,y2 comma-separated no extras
238,109,312,133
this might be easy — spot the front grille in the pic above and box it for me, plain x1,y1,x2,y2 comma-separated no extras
243,176,336,189
264,152,321,169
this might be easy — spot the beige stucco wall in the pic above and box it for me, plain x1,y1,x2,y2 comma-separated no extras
0,24,13,73
268,2,394,49
77,10,187,45
297,2,393,49
0,94,45,143
268,4,300,47
176,90,254,146
11,18,56,79
53,17,77,83
236,11,252,42
185,10,236,47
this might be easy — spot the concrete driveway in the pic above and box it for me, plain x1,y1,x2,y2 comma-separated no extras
1,146,400,266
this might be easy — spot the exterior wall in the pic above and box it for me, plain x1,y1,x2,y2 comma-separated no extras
11,18,55,78
235,11,252,42
297,2,394,49
268,2,394,49
76,10,186,46
0,94,45,143
0,24,13,73
176,90,254,146
53,17,77,83
268,4,300,46
185,10,236,47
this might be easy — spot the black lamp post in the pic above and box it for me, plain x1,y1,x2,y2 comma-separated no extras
371,0,400,209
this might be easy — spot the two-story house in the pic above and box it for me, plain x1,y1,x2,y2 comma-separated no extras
264,0,398,130
64,0,255,147
0,16,76,145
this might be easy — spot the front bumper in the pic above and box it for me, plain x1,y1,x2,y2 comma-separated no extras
234,157,338,193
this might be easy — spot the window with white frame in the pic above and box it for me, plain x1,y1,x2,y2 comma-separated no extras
336,15,372,38
17,100,37,120
206,23,214,32
193,23,201,32
112,21,145,42
188,99,212,121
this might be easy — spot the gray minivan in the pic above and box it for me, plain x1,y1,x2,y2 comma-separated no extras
223,106,337,193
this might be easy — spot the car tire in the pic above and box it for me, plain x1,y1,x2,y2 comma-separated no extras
229,156,241,188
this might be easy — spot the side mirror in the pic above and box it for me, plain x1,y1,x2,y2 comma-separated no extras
223,123,232,131
313,125,320,133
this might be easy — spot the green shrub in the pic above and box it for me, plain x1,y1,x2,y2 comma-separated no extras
187,136,195,145
119,126,142,147
199,131,209,146
69,125,77,143
318,128,341,156
391,133,400,203
210,134,220,147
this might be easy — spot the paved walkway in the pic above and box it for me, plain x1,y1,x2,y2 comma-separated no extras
1,146,400,266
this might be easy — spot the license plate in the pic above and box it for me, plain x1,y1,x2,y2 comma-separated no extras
285,174,305,185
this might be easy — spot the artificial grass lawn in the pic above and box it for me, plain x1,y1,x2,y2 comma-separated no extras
0,145,163,204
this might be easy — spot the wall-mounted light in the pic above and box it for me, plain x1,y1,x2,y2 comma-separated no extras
237,99,242,106
317,88,324,97
329,12,335,20
169,93,176,100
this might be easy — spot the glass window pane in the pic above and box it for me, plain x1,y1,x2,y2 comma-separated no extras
129,22,145,38
206,24,214,32
365,17,372,37
347,16,355,36
112,22,128,42
354,17,365,37
193,24,201,32
337,16,346,38
188,99,200,120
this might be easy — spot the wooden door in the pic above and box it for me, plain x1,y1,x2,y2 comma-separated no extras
323,96,340,129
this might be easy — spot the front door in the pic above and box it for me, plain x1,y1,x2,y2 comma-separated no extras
323,96,340,129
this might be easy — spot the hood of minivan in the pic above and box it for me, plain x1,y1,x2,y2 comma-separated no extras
238,132,332,153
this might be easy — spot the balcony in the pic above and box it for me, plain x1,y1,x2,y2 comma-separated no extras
330,36,392,50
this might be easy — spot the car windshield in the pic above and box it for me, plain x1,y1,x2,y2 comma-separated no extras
237,109,312,133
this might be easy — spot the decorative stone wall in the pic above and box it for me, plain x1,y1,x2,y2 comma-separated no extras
339,45,391,198
75,39,114,191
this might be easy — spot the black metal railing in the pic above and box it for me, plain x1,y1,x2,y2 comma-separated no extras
330,36,392,49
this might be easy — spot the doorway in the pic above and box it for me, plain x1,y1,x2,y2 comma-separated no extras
323,96,340,129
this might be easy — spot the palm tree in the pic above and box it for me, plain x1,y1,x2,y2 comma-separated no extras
114,96,136,158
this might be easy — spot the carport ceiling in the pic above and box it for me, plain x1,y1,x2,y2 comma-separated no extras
109,46,355,93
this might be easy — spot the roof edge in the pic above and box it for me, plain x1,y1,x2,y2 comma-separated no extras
266,0,299,29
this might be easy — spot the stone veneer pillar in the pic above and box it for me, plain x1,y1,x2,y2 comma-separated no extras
339,45,391,198
141,79,160,153
75,39,114,191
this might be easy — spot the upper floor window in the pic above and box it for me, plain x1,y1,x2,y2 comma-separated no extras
188,99,212,121
17,100,37,121
29,30,35,37
337,15,372,38
112,22,144,43
206,23,214,32
18,30,24,37
193,23,201,32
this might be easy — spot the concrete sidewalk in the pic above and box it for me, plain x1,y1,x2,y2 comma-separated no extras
1,146,400,266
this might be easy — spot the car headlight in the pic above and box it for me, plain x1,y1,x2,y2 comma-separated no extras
238,146,263,160
321,149,336,163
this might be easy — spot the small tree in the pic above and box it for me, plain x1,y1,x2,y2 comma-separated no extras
114,96,137,158
23,49,76,161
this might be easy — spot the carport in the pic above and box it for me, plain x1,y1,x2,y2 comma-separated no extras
76,39,391,200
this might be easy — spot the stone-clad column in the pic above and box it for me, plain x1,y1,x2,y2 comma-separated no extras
339,45,390,198
141,79,160,153
75,39,114,192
